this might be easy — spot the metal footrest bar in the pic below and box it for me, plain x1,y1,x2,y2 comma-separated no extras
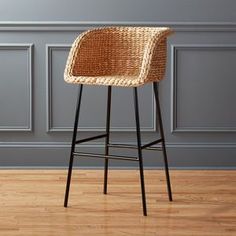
75,134,107,144
73,151,139,162
108,140,163,151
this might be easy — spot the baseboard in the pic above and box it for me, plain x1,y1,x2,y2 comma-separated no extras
0,166,236,170
0,145,235,168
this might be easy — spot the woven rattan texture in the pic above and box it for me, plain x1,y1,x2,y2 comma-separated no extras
64,27,173,87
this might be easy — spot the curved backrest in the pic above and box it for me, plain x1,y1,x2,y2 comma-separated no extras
65,27,173,86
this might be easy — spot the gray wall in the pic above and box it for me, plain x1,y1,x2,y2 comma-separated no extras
0,0,236,168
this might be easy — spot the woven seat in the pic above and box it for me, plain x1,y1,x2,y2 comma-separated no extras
64,27,173,87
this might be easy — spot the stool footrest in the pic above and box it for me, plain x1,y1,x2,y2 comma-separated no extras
73,151,139,162
108,139,163,151
75,134,107,144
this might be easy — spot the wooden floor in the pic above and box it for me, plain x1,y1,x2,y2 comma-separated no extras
0,170,236,236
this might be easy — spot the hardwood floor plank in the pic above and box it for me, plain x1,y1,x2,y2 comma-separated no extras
0,170,235,235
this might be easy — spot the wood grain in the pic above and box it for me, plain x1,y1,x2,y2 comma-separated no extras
0,170,235,235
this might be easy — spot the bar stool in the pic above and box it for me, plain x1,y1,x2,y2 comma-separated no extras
63,27,173,216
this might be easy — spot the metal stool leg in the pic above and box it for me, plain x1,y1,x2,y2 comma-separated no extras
64,84,83,207
153,82,172,201
104,86,112,194
133,87,147,216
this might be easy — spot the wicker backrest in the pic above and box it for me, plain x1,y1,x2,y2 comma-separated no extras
65,27,173,87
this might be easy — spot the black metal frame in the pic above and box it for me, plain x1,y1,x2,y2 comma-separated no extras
64,82,172,216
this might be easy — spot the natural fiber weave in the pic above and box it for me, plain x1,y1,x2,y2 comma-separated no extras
64,27,173,87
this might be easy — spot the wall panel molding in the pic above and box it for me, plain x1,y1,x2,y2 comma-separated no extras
171,44,236,133
0,43,33,131
46,44,71,132
46,44,156,132
0,21,236,32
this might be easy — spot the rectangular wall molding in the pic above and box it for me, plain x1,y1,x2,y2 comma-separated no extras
46,44,156,132
0,44,33,131
171,44,236,133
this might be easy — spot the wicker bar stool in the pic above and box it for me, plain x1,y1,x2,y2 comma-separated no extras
64,27,173,216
